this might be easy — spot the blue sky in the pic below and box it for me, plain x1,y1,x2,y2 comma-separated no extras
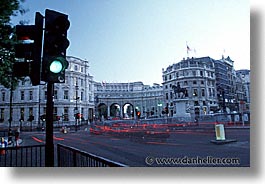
11,0,250,85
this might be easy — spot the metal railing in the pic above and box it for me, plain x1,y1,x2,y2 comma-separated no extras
0,144,45,167
57,143,126,167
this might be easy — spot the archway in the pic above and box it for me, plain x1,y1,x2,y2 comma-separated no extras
110,103,121,118
123,103,134,119
97,103,107,120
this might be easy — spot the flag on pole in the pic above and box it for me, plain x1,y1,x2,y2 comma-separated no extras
186,45,192,54
101,81,106,88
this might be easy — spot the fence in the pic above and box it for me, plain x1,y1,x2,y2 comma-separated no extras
57,143,126,167
0,144,45,167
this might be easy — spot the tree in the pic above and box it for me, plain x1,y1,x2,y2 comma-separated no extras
0,0,26,88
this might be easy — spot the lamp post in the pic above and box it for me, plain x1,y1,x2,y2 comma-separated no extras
75,85,79,132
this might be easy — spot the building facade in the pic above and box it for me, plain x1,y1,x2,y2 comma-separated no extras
0,56,94,127
94,82,164,120
236,69,250,111
162,57,218,117
0,55,250,127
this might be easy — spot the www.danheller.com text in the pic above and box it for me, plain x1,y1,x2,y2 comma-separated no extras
145,156,240,166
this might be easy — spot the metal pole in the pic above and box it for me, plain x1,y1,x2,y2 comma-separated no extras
9,75,14,129
45,82,54,167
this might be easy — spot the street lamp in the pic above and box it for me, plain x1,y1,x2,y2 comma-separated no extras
75,85,79,132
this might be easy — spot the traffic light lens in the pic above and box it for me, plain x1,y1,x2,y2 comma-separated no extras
50,60,62,73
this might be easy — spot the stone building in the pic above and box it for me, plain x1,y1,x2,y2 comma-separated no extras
94,82,164,120
162,57,219,117
0,56,94,127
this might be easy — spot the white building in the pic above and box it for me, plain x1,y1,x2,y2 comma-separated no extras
162,57,218,117
0,56,94,127
94,82,164,119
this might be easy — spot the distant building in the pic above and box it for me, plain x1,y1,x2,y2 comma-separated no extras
236,69,250,111
0,56,94,127
94,82,164,119
162,57,218,117
0,54,250,128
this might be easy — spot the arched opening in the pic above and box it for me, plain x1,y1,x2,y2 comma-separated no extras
123,103,134,119
110,103,121,118
97,103,107,120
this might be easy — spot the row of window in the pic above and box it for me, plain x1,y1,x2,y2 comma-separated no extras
165,88,216,100
0,90,92,102
165,59,215,73
0,106,87,122
163,70,215,82
164,80,215,90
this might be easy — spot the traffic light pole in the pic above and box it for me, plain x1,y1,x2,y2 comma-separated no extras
45,82,54,167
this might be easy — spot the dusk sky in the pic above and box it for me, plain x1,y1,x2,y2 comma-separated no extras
11,0,250,85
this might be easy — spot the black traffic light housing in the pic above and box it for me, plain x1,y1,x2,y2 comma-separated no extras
42,9,70,83
14,12,44,85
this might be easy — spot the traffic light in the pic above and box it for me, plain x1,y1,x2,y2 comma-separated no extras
42,9,70,83
75,113,82,119
14,12,44,85
31,12,44,85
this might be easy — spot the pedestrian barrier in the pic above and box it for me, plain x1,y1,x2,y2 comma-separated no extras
57,143,126,167
0,144,45,167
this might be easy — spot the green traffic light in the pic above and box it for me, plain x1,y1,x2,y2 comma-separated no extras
49,60,63,73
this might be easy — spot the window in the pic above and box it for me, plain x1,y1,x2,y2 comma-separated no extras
1,92,5,101
201,89,205,97
170,92,173,99
81,91,84,101
193,81,197,85
193,89,198,96
64,90,69,100
0,108,4,121
74,65,78,71
21,91,24,101
29,91,33,100
64,107,69,121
